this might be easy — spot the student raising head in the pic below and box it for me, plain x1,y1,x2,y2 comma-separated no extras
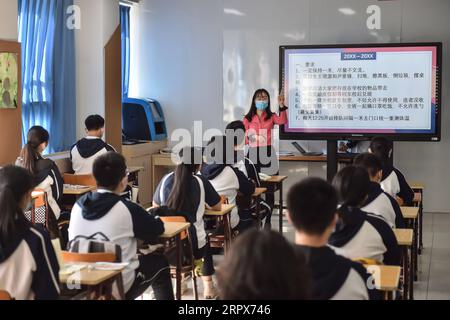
369,136,414,205
69,152,174,300
0,166,60,300
288,177,376,300
152,146,222,299
218,229,311,300
70,115,116,175
329,166,401,265
354,153,405,228
16,126,64,222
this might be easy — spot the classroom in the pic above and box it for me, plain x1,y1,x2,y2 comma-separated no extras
0,0,449,305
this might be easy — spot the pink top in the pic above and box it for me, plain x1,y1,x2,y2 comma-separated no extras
243,111,288,148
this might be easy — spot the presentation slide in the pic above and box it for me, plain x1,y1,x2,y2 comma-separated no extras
282,45,439,136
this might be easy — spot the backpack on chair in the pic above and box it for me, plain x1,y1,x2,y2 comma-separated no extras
67,232,122,262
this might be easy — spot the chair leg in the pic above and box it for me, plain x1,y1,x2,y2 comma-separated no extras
192,271,199,300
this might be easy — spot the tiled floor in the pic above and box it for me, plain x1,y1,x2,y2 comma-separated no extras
154,211,450,300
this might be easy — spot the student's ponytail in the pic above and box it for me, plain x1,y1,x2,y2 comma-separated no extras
332,166,371,225
0,166,34,250
18,126,50,175
166,147,203,213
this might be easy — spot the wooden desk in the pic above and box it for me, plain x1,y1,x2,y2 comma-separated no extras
394,229,413,246
401,207,419,220
410,182,425,191
159,222,191,300
394,228,414,300
278,155,354,163
60,265,125,300
401,206,420,298
365,265,401,300
161,222,190,239
260,176,288,233
205,204,236,254
63,185,95,196
410,183,425,255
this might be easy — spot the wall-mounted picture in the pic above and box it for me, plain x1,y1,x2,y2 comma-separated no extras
0,52,19,109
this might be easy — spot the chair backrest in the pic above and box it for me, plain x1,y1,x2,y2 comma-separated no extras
61,251,116,263
0,290,12,300
160,216,188,240
353,258,383,266
32,189,47,208
220,195,229,205
26,189,49,226
63,174,97,187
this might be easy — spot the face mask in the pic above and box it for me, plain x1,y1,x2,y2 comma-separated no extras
255,101,268,111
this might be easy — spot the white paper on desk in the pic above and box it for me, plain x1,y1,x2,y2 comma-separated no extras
60,264,87,276
93,262,130,271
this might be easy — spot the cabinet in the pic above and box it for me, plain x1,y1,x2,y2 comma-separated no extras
122,141,167,207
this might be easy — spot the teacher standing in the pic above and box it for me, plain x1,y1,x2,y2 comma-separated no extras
243,88,288,228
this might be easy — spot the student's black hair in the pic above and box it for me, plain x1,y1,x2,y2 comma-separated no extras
287,178,338,235
370,136,393,166
225,120,246,147
19,126,50,175
244,88,274,122
93,152,127,189
354,153,383,178
0,166,35,249
332,166,370,224
85,115,105,131
218,229,311,300
166,147,203,213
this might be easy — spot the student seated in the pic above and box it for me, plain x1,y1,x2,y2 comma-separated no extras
288,177,375,300
0,166,60,300
201,135,256,233
68,152,173,300
354,153,406,228
218,229,311,300
329,166,401,265
369,136,414,206
226,121,272,228
70,115,115,175
16,126,64,223
153,147,222,299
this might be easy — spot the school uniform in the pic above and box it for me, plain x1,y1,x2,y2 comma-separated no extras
0,224,60,300
381,164,414,205
16,156,64,219
153,173,221,250
70,136,116,175
329,207,401,265
200,164,256,230
233,155,272,222
295,245,373,300
69,190,169,296
362,182,405,228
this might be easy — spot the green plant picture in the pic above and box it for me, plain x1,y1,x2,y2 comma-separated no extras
0,52,18,109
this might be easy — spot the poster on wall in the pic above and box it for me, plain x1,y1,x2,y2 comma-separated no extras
0,52,19,109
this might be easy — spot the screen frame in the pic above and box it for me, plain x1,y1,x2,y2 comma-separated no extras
279,42,442,142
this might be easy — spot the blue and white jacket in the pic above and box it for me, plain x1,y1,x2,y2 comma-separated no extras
329,207,401,265
0,224,60,300
362,182,406,228
69,190,164,292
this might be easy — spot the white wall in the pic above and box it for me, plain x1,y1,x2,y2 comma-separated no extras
133,0,450,212
75,0,119,138
0,0,18,40
130,0,224,144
